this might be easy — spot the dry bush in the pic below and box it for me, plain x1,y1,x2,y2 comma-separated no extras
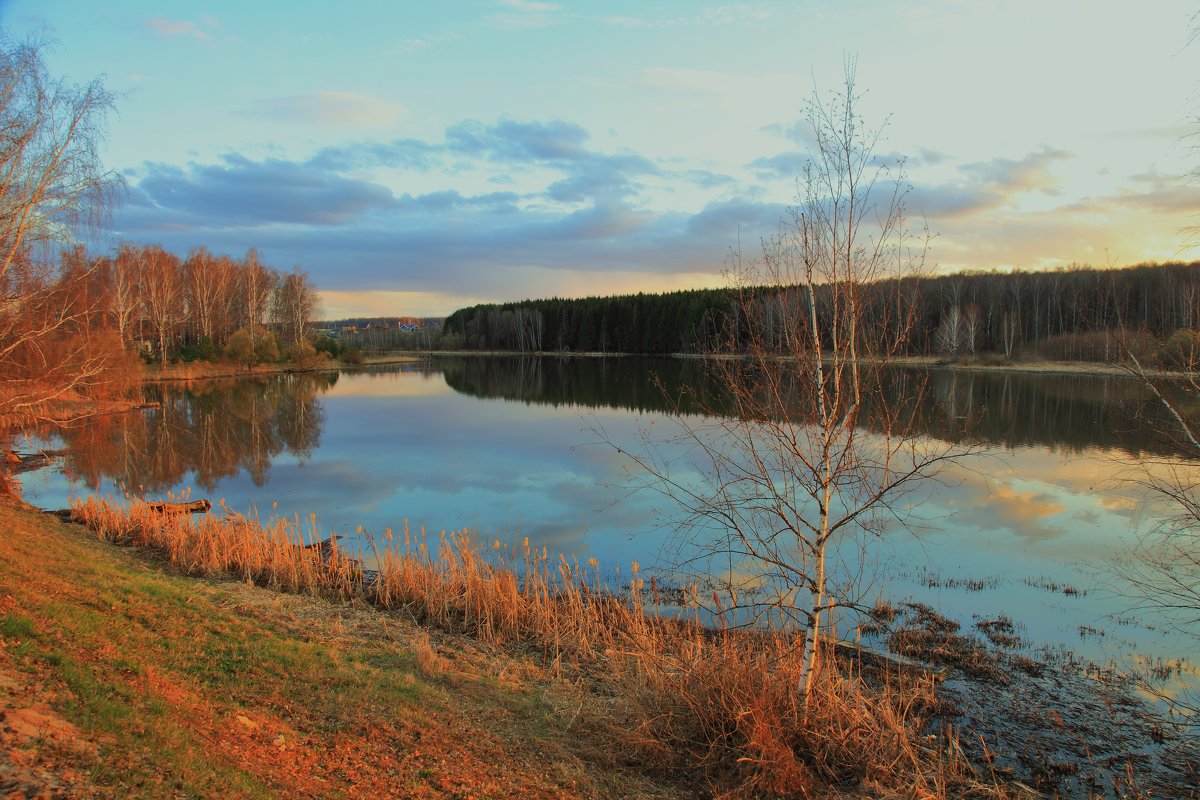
412,628,445,678
1033,329,1162,366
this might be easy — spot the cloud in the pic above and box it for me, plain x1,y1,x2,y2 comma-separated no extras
695,4,772,26
394,190,521,214
760,119,821,151
446,118,591,162
246,92,405,127
748,151,809,180
308,117,660,210
501,0,559,10
637,67,736,97
306,139,441,172
487,0,562,30
145,16,214,41
114,162,760,299
393,31,459,55
685,199,784,237
685,169,737,189
125,154,397,227
108,109,1197,318
960,146,1071,196
106,110,783,306
906,146,1074,220
1111,171,1200,214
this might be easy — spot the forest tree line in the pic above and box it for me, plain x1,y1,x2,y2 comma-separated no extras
442,261,1200,362
44,242,321,366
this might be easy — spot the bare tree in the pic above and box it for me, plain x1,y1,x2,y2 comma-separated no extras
141,245,183,365
272,267,319,351
238,248,275,332
615,64,957,706
109,243,141,349
936,305,963,356
0,36,119,280
0,35,125,439
964,303,981,357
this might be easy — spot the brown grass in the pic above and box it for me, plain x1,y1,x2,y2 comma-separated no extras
68,496,1017,799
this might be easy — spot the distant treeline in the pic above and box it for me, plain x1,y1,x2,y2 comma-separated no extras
315,317,445,353
442,262,1200,361
316,316,443,330
443,288,736,354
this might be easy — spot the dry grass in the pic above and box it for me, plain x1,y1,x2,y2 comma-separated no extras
68,496,1017,799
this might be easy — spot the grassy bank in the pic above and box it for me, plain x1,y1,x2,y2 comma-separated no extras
0,498,685,798
18,495,1015,799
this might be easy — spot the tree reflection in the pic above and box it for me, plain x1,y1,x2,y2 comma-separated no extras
53,372,335,493
441,356,1194,459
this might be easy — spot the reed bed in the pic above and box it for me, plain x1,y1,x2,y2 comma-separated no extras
68,495,1013,799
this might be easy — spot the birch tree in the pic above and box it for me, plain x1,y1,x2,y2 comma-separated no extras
617,64,959,706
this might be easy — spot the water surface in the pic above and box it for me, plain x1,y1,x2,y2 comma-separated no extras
18,357,1198,700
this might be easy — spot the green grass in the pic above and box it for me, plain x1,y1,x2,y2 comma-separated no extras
0,499,697,799
0,611,36,639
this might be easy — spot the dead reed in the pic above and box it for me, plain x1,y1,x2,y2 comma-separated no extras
68,495,1014,799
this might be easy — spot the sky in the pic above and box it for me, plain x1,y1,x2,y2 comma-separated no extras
4,1,1200,319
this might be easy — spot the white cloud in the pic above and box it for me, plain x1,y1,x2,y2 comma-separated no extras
246,92,406,127
500,0,560,11
145,16,214,41
636,67,737,97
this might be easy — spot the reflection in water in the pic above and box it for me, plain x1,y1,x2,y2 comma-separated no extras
50,371,336,494
18,357,1199,704
441,356,1184,458
38,358,1169,493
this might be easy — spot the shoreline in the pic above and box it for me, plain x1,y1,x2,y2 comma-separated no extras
400,348,1182,380
141,354,426,384
125,348,1184,386
12,492,1198,797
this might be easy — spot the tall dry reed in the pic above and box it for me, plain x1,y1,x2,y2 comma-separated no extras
68,496,1012,799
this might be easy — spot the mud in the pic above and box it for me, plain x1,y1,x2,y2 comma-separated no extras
867,603,1199,798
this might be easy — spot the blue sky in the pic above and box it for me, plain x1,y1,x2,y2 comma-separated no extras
5,1,1200,317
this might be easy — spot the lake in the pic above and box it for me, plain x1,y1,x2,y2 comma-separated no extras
17,356,1199,704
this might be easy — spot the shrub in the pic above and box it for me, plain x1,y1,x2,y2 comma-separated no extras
285,339,326,369
339,346,365,365
178,336,219,362
313,335,341,359
1161,329,1200,370
225,326,279,368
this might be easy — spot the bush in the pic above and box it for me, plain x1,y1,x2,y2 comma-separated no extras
313,334,341,359
339,347,365,365
225,326,279,368
1161,329,1200,370
255,332,280,364
178,336,219,362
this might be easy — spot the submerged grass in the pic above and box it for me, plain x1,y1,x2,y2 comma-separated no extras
67,495,1018,799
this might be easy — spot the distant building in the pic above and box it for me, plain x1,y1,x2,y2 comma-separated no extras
399,323,420,332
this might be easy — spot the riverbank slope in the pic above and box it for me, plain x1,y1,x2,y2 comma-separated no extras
0,499,684,799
